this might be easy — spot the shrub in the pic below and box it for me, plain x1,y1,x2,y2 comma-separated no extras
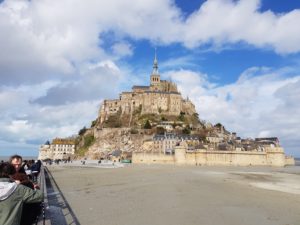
84,134,95,148
161,116,167,121
182,127,191,135
91,120,97,127
130,128,139,134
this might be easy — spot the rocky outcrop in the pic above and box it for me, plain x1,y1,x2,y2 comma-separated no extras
84,128,153,158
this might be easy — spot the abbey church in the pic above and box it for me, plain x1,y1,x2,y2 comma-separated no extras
98,53,196,125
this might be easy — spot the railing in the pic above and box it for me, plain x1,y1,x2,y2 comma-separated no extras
36,164,51,225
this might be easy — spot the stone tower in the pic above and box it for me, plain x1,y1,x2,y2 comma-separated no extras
150,50,160,91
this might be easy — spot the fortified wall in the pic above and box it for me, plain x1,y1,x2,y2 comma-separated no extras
132,145,293,167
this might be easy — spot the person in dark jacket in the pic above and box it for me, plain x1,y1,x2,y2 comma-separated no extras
30,161,40,183
0,162,43,225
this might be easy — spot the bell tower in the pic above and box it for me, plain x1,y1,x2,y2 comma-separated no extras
150,49,160,89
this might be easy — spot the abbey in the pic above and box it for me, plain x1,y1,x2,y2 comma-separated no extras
98,53,196,125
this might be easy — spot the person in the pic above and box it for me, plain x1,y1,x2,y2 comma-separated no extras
30,160,40,183
11,172,42,225
9,154,26,174
0,162,43,225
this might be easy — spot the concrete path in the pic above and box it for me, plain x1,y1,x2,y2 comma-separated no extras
44,167,80,225
45,164,300,225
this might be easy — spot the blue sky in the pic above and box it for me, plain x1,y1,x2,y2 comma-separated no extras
0,0,300,157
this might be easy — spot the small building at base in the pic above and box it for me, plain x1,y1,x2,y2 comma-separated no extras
38,138,76,160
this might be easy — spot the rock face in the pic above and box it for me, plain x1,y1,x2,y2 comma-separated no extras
84,128,154,159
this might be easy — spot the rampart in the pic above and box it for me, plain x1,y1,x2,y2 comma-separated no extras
132,146,292,167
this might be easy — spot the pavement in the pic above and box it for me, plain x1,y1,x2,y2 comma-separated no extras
44,163,300,225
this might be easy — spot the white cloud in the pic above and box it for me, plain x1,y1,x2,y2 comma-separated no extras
0,99,100,152
182,0,300,54
1,0,300,85
168,67,300,156
163,69,213,97
33,60,124,105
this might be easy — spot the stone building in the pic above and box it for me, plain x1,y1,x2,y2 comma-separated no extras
153,134,200,154
38,138,76,160
98,53,196,125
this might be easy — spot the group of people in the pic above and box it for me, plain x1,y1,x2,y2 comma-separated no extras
0,155,44,225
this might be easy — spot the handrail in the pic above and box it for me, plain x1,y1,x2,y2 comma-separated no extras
36,164,51,225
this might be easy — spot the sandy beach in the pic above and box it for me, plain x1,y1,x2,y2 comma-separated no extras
46,164,300,225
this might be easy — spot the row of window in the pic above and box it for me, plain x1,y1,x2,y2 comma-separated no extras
51,148,74,152
152,77,160,82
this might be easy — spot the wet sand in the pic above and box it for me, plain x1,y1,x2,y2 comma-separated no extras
46,164,300,225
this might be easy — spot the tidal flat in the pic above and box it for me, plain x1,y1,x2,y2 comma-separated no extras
46,164,300,225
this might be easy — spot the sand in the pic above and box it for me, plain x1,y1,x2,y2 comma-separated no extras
46,164,300,225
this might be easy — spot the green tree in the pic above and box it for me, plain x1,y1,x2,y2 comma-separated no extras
215,123,223,128
178,111,185,121
182,126,191,134
91,119,97,127
144,120,152,129
78,127,87,136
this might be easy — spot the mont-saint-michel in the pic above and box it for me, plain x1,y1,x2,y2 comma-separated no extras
39,54,295,167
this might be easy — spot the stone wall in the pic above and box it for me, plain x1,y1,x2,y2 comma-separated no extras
132,146,292,167
98,84,196,124
132,152,175,164
285,156,295,165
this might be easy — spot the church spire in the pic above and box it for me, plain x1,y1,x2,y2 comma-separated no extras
152,48,159,75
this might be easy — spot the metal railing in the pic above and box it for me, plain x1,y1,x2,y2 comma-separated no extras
36,164,51,225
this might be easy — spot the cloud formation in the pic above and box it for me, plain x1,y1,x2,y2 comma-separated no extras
164,67,300,156
33,60,124,105
182,0,300,54
1,0,300,85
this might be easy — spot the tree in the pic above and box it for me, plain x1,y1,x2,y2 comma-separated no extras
156,127,165,135
91,119,97,127
78,127,87,136
215,123,223,128
178,111,185,121
144,120,152,129
182,126,191,135
161,116,167,121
